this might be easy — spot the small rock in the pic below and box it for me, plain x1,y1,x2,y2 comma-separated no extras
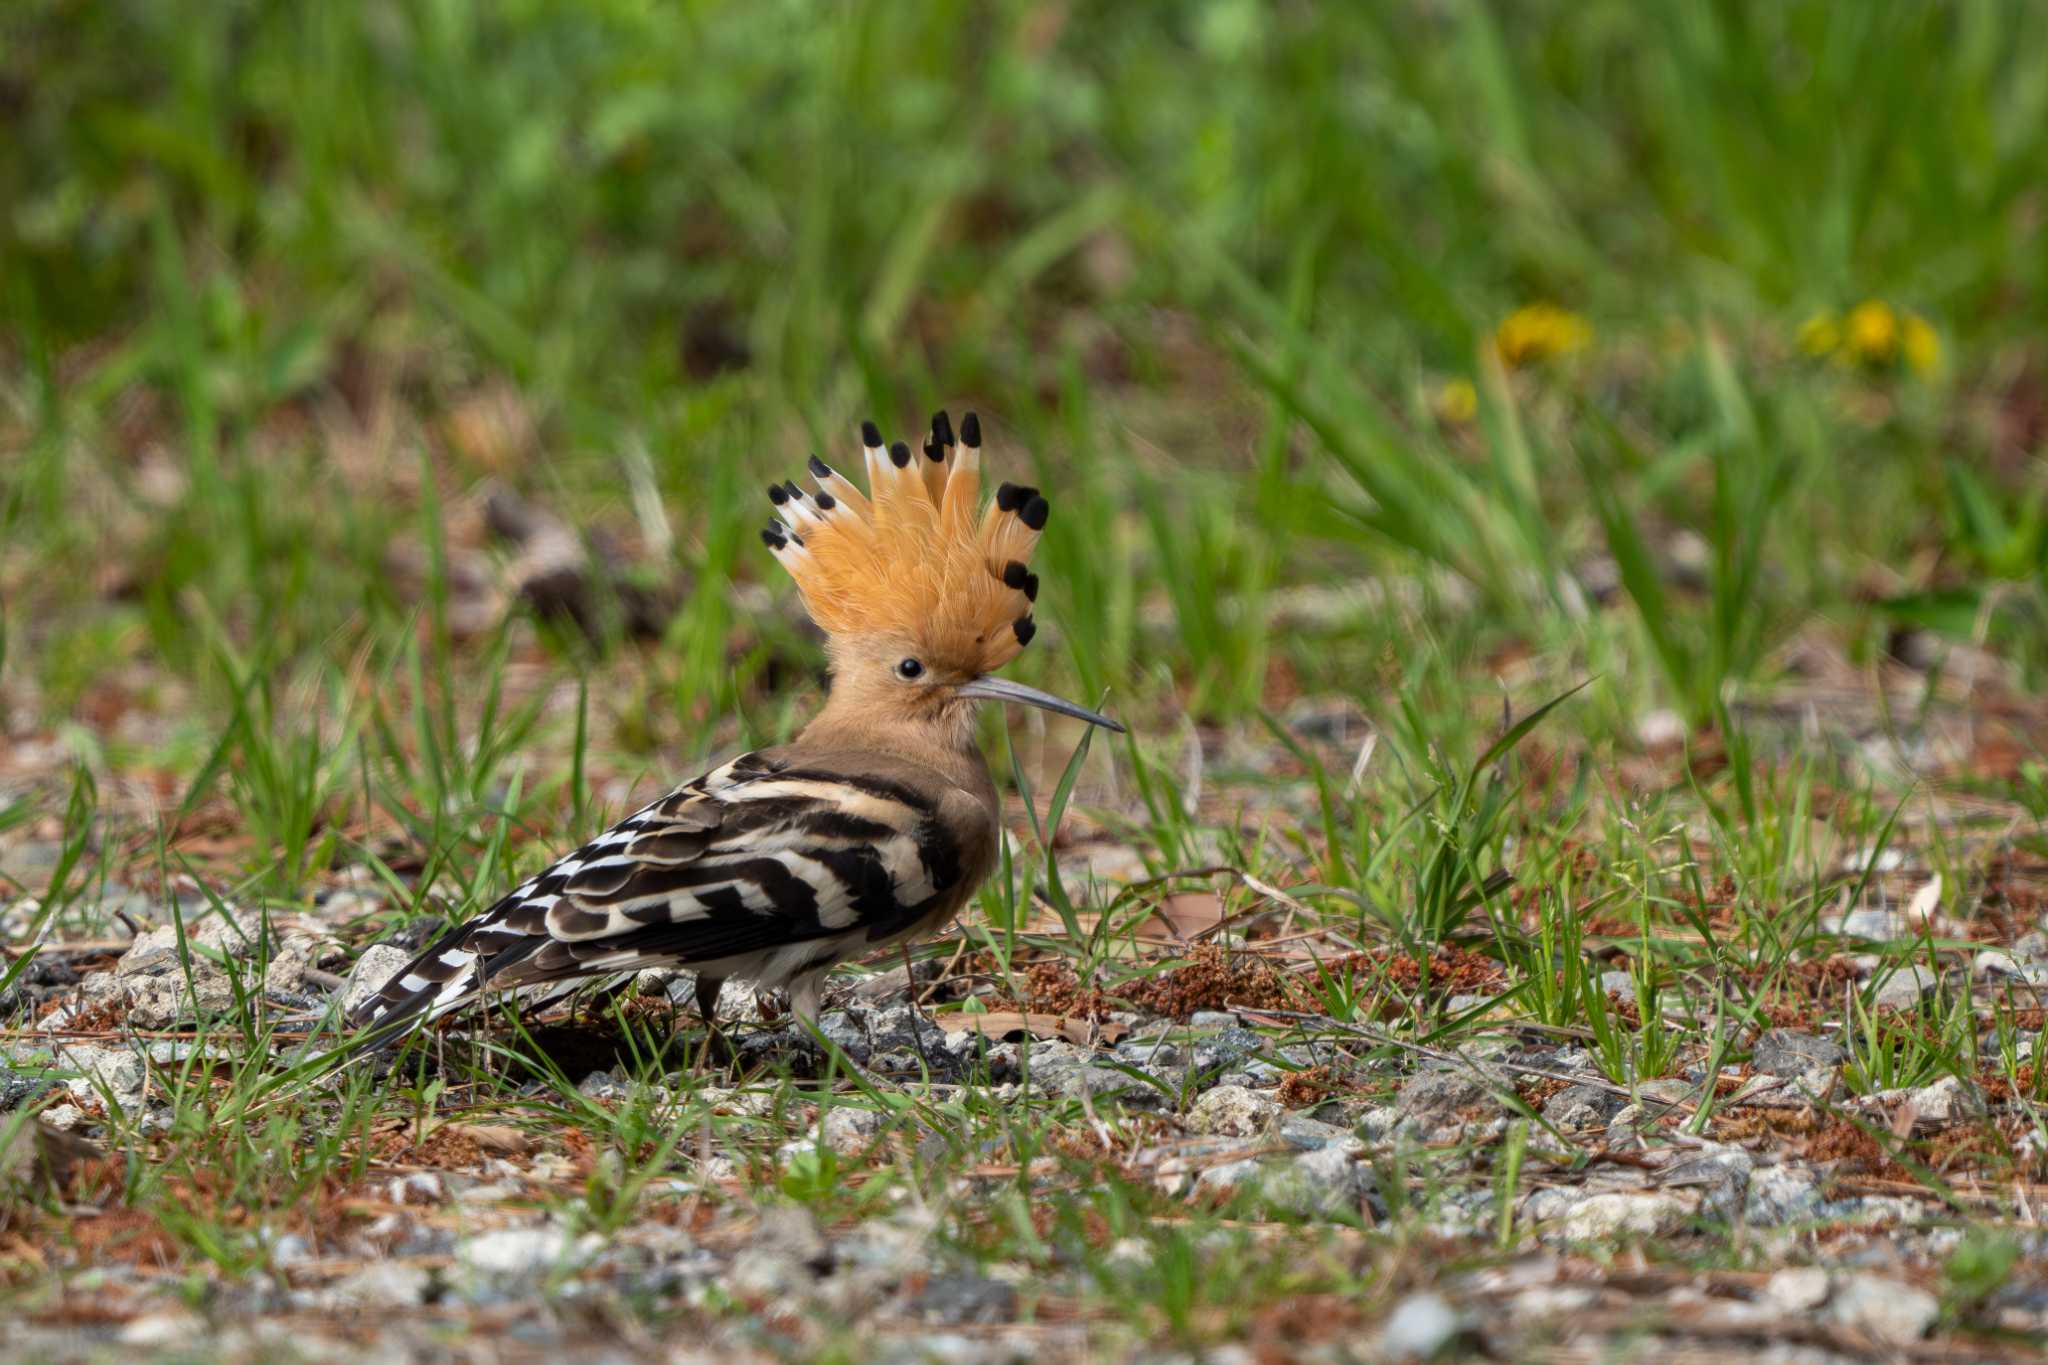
1115,1037,1185,1069
1192,1157,1269,1200
1509,1285,1598,1318
1837,908,1905,941
1271,1139,1377,1218
456,1225,585,1291
0,1064,54,1113
578,1069,628,1102
1356,1105,1424,1144
1762,1266,1831,1313
1636,710,1686,749
112,906,317,1028
813,1010,873,1066
35,1103,86,1131
1187,1085,1279,1138
819,1106,886,1156
340,945,415,1019
1102,1236,1152,1269
387,1172,444,1206
1051,1063,1169,1108
1603,1104,1646,1145
1744,1165,1823,1225
1542,1084,1623,1129
1554,1192,1690,1241
327,1261,432,1308
1191,1027,1267,1074
1276,1113,1351,1150
1381,1292,1462,1360
1870,964,1937,1011
1751,1029,1844,1078
1663,1143,1753,1220
60,1043,147,1111
1843,848,1906,874
268,1233,314,1268
1828,1274,1938,1342
117,1311,204,1346
1397,1068,1498,1122
909,1272,1017,1325
1907,1074,1983,1125
859,1004,953,1075
729,1205,831,1300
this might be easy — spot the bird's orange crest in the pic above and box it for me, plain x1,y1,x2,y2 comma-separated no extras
761,412,1045,673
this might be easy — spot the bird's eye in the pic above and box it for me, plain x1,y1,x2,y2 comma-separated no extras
895,658,924,680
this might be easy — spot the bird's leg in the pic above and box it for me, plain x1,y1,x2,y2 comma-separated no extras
571,974,639,1025
900,944,938,1079
691,974,729,1070
789,971,905,1096
694,974,725,1029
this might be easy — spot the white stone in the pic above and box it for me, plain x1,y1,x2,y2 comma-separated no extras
110,906,317,1027
1870,964,1937,1010
1103,1236,1152,1268
61,1043,147,1110
118,1312,203,1346
1509,1286,1598,1317
1554,1192,1690,1241
339,944,414,1020
1744,1165,1822,1225
1192,1157,1268,1199
1762,1265,1830,1313
1188,1084,1280,1138
1828,1274,1937,1342
1843,848,1906,874
1908,1075,1984,1124
387,1172,444,1206
819,1106,886,1155
1381,1292,1461,1359
454,1227,573,1285
1837,909,1905,941
36,1103,86,1131
328,1261,431,1308
1635,710,1686,749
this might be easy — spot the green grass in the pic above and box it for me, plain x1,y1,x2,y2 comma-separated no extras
4,0,2048,1356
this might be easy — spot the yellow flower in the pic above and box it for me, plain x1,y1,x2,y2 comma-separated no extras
1435,377,1478,425
1901,313,1940,376
1495,303,1592,368
1843,299,1899,366
1796,312,1841,357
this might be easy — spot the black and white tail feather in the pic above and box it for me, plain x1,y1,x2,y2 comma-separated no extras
349,747,969,1042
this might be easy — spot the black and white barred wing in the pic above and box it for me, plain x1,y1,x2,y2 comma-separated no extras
348,749,959,1031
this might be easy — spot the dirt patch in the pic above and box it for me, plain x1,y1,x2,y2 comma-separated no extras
1276,1066,1337,1109
1008,947,1308,1021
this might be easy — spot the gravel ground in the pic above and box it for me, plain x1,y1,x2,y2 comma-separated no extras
6,833,2048,1362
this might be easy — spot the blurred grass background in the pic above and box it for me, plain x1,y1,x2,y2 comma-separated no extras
4,0,2047,786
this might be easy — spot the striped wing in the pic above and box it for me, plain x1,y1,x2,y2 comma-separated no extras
349,748,964,1030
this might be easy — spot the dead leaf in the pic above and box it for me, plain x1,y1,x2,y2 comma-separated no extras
936,1011,1129,1047
418,1120,533,1156
1889,1101,1920,1141
1,1116,100,1199
1151,891,1227,943
1905,873,1943,926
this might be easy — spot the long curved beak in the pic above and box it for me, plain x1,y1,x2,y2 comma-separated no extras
957,676,1126,732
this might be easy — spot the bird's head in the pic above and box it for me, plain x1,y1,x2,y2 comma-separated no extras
762,412,1123,750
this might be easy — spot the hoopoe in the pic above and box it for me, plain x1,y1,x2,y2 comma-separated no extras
351,411,1122,1039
